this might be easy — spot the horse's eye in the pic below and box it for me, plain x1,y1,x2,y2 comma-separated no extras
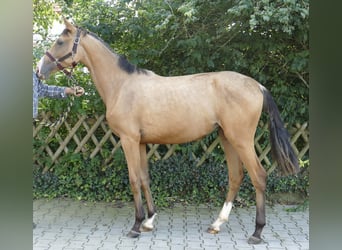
56,39,64,46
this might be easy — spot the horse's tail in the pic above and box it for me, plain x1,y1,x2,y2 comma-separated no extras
260,85,299,176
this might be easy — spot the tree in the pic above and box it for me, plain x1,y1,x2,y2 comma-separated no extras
33,0,59,37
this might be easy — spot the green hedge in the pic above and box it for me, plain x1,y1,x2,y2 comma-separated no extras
33,147,309,207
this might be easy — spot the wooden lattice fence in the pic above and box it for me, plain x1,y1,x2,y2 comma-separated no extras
33,113,309,174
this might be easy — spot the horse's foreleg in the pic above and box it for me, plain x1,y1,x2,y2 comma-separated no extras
208,130,244,234
139,144,157,232
121,137,145,238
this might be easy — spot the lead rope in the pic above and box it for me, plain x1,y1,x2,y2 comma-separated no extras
36,75,79,128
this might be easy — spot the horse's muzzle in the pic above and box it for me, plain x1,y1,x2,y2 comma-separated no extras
36,59,54,80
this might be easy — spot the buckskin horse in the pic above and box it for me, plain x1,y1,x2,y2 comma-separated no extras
36,19,299,244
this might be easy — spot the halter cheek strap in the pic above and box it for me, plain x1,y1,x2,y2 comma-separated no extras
45,28,82,76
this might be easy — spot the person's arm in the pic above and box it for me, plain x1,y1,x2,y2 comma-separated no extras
33,72,84,119
34,72,66,99
35,73,84,98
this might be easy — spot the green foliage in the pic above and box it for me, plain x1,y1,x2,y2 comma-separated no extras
33,147,309,207
149,154,228,207
267,159,309,195
33,0,58,36
34,149,132,202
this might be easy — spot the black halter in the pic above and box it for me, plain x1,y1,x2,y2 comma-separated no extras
45,28,82,76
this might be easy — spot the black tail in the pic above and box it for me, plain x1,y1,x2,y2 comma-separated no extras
261,87,299,176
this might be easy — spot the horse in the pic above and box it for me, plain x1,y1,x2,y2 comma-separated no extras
36,18,299,244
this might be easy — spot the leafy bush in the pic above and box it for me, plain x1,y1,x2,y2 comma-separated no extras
33,148,309,207
34,149,132,202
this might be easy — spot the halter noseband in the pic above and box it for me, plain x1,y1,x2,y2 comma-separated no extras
45,28,82,76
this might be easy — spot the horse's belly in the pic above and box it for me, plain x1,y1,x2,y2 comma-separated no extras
140,119,218,144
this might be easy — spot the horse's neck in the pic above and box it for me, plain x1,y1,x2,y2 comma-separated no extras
81,36,125,106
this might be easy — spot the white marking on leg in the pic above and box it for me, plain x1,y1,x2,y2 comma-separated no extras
142,213,157,230
211,202,233,232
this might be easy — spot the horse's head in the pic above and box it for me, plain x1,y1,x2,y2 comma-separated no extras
36,18,83,79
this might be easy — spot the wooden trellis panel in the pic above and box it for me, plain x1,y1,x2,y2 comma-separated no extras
33,113,309,174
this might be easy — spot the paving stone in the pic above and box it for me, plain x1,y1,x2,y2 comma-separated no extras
33,199,309,250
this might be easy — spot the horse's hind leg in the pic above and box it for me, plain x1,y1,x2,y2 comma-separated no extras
208,129,244,234
139,144,157,232
233,141,267,244
209,128,267,244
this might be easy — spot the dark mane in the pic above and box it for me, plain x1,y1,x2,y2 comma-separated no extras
118,56,148,75
84,28,148,75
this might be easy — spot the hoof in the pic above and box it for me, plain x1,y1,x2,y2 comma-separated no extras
247,235,263,244
207,226,219,234
126,230,141,238
141,224,153,232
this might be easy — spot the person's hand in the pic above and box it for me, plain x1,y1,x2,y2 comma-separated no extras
73,86,85,96
65,86,85,96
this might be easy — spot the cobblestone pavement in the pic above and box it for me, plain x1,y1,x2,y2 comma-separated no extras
33,199,309,250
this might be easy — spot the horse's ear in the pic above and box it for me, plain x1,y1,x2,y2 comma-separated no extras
63,17,76,32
